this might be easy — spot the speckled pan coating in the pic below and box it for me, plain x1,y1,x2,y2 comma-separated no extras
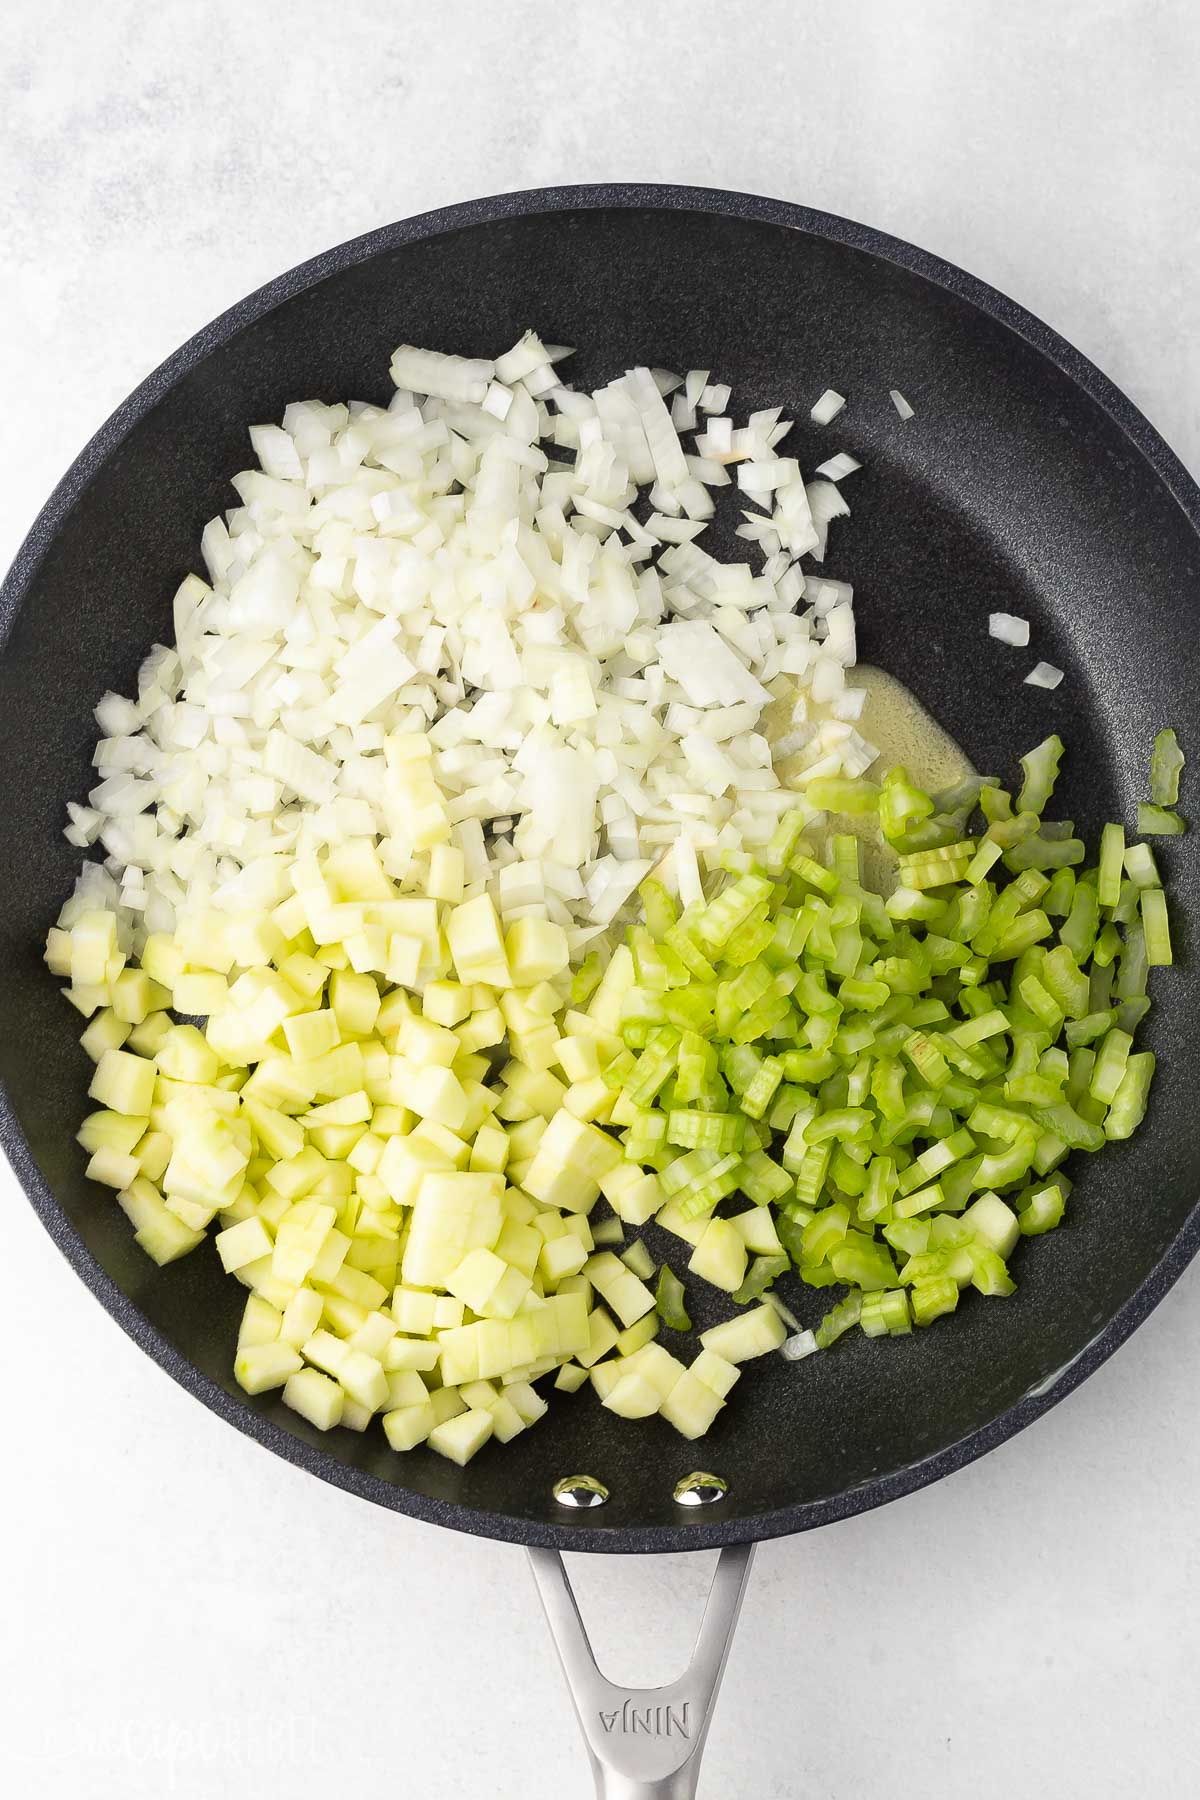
2,184,1197,1553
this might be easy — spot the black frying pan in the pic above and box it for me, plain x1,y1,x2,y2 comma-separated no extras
3,185,1198,1796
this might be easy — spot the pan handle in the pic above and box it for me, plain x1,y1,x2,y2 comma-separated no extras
528,1543,755,1799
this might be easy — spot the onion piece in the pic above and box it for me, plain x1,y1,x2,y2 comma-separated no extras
989,613,1031,647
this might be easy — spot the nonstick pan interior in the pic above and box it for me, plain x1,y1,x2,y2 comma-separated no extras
2,187,1198,1552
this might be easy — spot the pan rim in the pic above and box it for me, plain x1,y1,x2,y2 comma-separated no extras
3,180,1199,1554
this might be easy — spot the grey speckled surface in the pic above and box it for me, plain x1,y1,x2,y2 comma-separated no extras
3,4,1200,1797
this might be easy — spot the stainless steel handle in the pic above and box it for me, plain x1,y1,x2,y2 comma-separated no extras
528,1543,755,1799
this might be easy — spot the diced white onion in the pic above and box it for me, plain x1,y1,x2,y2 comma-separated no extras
890,389,915,420
810,389,846,426
989,613,1030,647
1025,661,1064,690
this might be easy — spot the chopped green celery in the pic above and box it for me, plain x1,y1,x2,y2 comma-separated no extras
629,925,672,991
1123,843,1161,891
943,885,993,943
967,1245,1016,1297
1097,823,1125,908
893,1180,946,1219
1043,868,1076,917
1150,728,1185,807
951,1007,1009,1047
1059,880,1100,961
814,1290,863,1348
661,984,717,1033
767,1083,812,1131
1111,879,1140,926
639,878,678,940
660,1146,722,1197
1030,1102,1106,1154
801,1202,850,1263
801,1105,872,1146
830,1143,869,1197
1040,944,1090,1020
732,1253,790,1306
990,909,1053,960
1004,834,1086,872
911,1278,960,1325
831,836,861,885
601,1048,638,1092
1017,735,1065,816
1117,995,1151,1035
1105,1051,1154,1140
1019,1184,1067,1235
737,1149,793,1205
859,1288,912,1337
789,852,839,896
867,1051,906,1123
879,767,935,841
1092,923,1121,969
1136,803,1187,836
973,1132,1039,1188
666,1110,745,1154
979,784,1012,823
860,1154,899,1223
965,839,1004,885
898,1129,976,1191
655,1264,692,1331
902,1032,951,1089
764,812,808,877
664,924,717,981
624,1108,668,1160
1141,888,1172,966
697,874,775,951
836,1021,879,1062
1089,1028,1133,1105
776,1213,808,1265
570,952,604,1004
624,1037,679,1107
934,1156,981,1211
886,886,946,922
883,1216,931,1258
807,776,880,816
1017,975,1063,1031
740,1055,784,1120
899,853,973,891
1065,1009,1116,1048
1115,925,1148,1005
1004,1072,1065,1107
723,914,777,968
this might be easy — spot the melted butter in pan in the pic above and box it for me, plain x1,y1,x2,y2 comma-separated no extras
769,665,974,893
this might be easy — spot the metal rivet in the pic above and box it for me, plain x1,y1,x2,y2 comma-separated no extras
673,1471,728,1507
553,1474,609,1509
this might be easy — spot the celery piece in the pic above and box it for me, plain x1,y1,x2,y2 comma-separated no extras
655,1264,692,1332
732,1254,790,1306
831,1234,898,1289
1043,867,1076,918
1089,1028,1133,1106
1019,1185,1066,1235
1105,1051,1155,1140
807,777,880,816
814,1290,863,1348
1150,728,1185,807
911,1278,960,1325
1136,803,1187,836
1140,888,1173,967
1017,735,1065,816
1097,823,1125,908
666,1110,744,1154
859,1288,912,1338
